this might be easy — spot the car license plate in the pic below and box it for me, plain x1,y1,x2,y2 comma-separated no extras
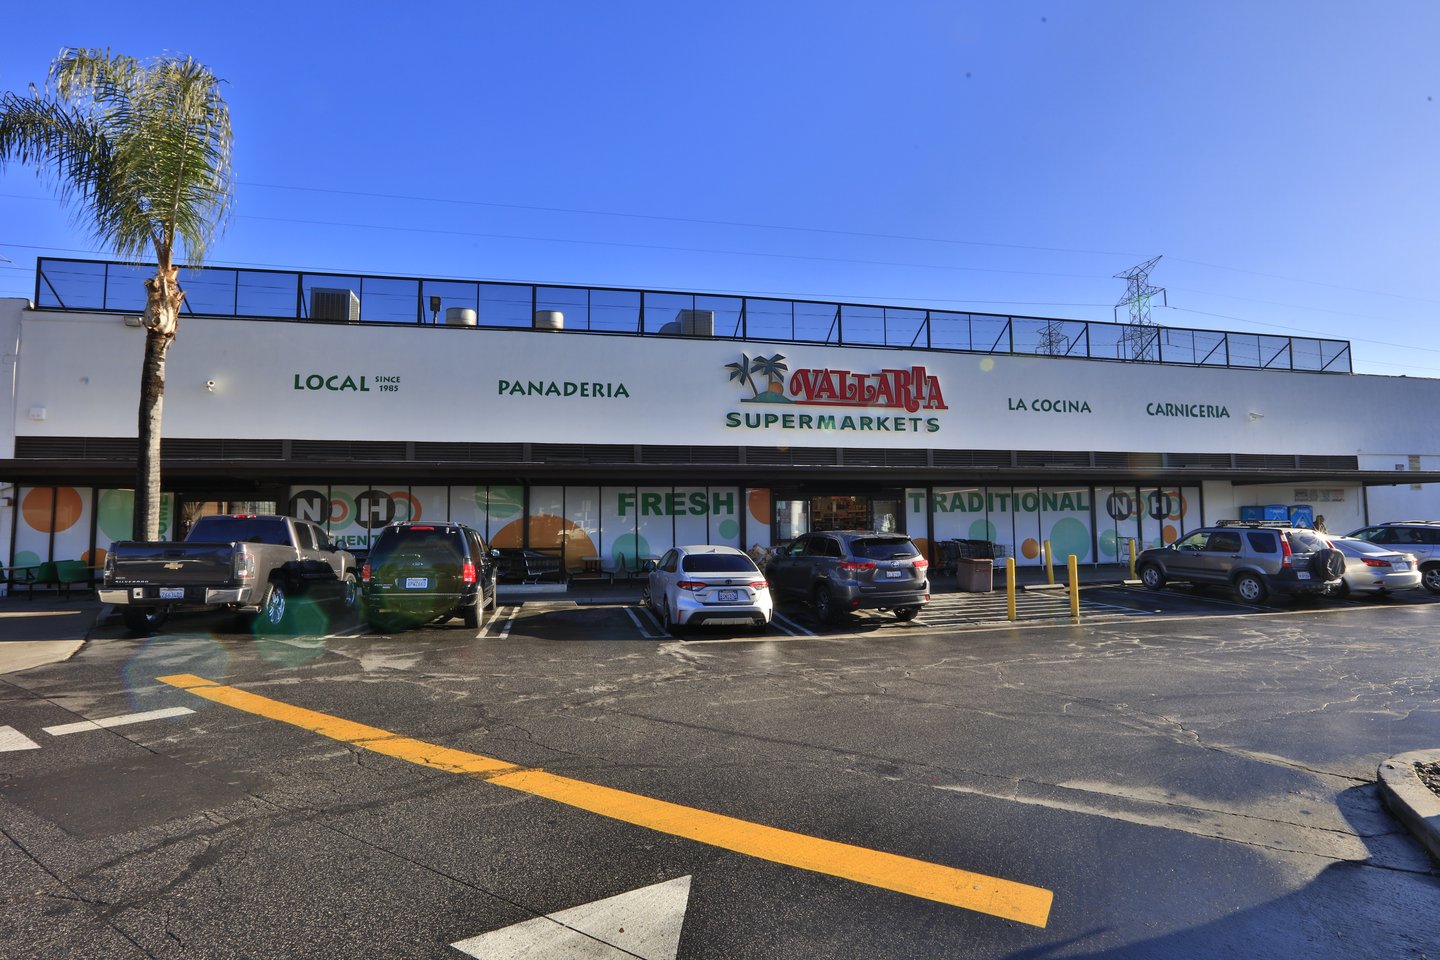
404,577,429,589
159,587,184,600
718,589,738,602
1296,572,1311,580
885,570,905,579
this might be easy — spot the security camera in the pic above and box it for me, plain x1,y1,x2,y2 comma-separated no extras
205,380,216,391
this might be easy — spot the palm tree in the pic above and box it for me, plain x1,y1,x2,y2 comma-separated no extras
726,353,760,397
750,353,789,394
0,48,234,540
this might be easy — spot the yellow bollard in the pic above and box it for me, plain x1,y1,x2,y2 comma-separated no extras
1068,554,1080,622
1128,538,1137,580
1044,539,1054,585
1006,557,1017,621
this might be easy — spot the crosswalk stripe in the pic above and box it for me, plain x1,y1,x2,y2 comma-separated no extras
43,707,196,737
0,725,41,752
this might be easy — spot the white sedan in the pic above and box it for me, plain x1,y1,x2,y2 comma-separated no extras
1329,537,1423,598
646,545,773,635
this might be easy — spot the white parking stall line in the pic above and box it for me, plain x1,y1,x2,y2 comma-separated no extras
476,605,507,638
625,606,664,639
43,706,195,737
493,607,515,640
0,725,41,752
772,612,814,636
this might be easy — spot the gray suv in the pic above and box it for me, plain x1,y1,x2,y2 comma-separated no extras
1346,521,1440,593
766,530,930,624
1136,522,1345,604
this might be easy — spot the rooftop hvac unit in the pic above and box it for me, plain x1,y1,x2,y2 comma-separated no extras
677,309,714,337
534,310,564,331
310,287,360,323
659,309,716,337
446,307,478,327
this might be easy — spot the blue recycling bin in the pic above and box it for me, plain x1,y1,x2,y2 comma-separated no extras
1239,505,1264,523
1288,505,1314,528
1262,504,1288,521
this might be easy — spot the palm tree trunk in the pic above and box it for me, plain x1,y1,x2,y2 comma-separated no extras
133,264,182,541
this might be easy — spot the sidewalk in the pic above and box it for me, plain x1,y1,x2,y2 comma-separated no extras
0,595,104,675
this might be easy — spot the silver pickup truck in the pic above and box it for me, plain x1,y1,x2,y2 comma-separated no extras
99,514,358,634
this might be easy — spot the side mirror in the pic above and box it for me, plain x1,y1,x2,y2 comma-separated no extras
490,548,501,559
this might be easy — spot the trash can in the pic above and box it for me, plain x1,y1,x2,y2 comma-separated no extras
957,557,994,593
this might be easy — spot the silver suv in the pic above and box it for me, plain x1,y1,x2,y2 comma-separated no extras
1346,521,1440,593
766,530,930,624
1136,522,1345,604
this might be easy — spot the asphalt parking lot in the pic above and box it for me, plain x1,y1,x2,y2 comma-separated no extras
4,580,1439,958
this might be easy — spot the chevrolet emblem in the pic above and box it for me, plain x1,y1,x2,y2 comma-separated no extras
163,562,184,570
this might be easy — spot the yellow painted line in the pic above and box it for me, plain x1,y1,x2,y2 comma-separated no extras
158,673,1053,927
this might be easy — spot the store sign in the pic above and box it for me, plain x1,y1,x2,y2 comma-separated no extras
292,373,401,393
723,352,945,434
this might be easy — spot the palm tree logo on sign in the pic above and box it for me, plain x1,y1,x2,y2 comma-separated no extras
725,353,792,403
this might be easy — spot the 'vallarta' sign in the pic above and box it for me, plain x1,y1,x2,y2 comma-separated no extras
723,352,946,435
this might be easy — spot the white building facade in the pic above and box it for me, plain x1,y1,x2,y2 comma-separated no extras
3,258,1437,575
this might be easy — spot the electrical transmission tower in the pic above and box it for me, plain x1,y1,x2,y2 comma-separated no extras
1036,318,1069,355
1114,255,1166,361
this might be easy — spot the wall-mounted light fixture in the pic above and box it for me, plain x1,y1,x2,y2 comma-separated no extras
28,405,46,420
1247,411,1264,422
428,295,442,324
123,315,143,327
206,379,217,392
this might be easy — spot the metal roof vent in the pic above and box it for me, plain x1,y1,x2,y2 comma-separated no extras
534,310,564,330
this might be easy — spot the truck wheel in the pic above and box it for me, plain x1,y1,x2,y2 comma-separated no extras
463,601,481,630
121,607,165,635
1139,565,1166,591
1422,565,1440,594
339,573,359,613
258,583,288,632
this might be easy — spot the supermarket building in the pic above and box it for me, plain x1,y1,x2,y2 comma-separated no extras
2,257,1438,575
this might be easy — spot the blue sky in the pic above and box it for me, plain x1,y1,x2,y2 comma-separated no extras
3,2,1436,376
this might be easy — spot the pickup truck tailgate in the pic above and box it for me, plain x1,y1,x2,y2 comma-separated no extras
109,542,240,584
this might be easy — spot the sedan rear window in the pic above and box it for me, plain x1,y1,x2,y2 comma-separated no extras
681,554,759,573
852,537,920,560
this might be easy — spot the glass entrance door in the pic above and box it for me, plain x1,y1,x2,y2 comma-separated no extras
772,492,907,540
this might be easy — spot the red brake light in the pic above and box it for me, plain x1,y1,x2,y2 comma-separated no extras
913,558,929,570
409,525,435,531
462,561,477,584
1280,537,1293,567
676,580,707,590
1361,557,1392,568
839,560,877,572
232,514,257,519
749,580,769,590
361,562,371,583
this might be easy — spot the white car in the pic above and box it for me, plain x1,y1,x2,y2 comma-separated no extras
1329,537,1423,598
646,545,773,635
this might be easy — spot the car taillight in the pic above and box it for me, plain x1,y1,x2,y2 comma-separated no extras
1280,537,1293,567
913,558,929,570
361,562,372,583
676,580,707,590
462,561,477,584
1362,557,1392,568
749,580,769,590
235,554,256,581
839,560,877,572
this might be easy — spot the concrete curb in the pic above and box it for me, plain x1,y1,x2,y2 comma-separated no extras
1377,748,1440,864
